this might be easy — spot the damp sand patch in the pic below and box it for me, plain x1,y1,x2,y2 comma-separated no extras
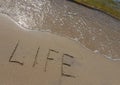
0,0,120,59
0,14,120,85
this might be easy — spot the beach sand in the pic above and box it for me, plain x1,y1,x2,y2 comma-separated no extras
0,14,120,85
0,0,120,59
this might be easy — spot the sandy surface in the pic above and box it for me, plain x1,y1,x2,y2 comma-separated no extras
0,0,120,59
0,14,120,85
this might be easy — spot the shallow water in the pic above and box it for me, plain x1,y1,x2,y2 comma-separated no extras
0,0,120,60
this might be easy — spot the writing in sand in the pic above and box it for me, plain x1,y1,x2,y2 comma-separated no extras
9,40,76,78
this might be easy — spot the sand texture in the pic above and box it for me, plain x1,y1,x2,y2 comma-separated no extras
0,14,120,85
0,0,120,59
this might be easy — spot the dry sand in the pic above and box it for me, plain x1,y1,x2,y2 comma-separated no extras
0,14,120,85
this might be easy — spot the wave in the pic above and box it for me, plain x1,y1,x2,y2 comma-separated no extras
0,0,120,60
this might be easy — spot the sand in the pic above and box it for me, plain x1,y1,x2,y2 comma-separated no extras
0,14,120,85
1,0,120,59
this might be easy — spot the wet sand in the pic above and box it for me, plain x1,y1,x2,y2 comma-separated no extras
0,0,120,59
0,14,120,85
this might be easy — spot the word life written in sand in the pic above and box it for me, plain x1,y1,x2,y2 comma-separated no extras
9,41,75,78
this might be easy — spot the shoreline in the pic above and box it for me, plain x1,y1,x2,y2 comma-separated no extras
68,0,120,20
0,13,120,61
0,14,120,85
0,0,120,59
